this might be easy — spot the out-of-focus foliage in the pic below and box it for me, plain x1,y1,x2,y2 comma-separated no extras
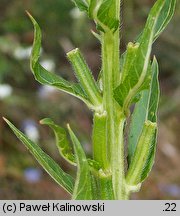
0,0,179,199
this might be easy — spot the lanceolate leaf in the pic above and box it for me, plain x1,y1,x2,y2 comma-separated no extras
127,58,160,183
114,0,164,113
4,118,74,194
40,118,76,166
27,12,91,106
120,0,176,74
67,125,93,200
140,59,160,182
136,0,177,43
128,90,150,164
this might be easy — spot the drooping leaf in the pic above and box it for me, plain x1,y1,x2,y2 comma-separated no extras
127,58,160,183
40,118,76,166
114,0,164,113
27,12,91,106
67,125,93,200
4,118,74,194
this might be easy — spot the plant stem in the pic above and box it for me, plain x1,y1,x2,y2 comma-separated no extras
98,0,127,199
101,31,126,199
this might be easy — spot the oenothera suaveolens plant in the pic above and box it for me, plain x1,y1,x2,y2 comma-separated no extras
4,0,176,199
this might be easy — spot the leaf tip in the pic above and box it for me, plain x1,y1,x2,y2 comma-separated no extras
25,10,31,17
26,10,38,28
2,116,7,121
66,124,75,141
2,117,10,125
39,118,53,125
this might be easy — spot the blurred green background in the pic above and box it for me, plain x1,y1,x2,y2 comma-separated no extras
0,0,179,200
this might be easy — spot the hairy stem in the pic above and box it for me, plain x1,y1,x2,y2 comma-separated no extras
97,0,127,199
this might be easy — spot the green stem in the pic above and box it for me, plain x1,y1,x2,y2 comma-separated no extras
101,31,126,198
100,0,126,198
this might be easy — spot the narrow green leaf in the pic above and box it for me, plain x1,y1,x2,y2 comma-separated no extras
127,58,160,183
128,90,150,164
136,0,177,43
121,0,177,61
27,12,91,106
114,0,164,112
4,118,74,194
128,58,159,162
67,48,102,107
40,118,76,166
154,0,177,41
140,58,160,182
67,125,93,200
126,120,157,186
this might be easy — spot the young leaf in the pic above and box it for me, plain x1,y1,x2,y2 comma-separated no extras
127,58,160,183
27,12,92,107
114,0,164,113
40,118,76,166
4,118,74,194
67,125,93,200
